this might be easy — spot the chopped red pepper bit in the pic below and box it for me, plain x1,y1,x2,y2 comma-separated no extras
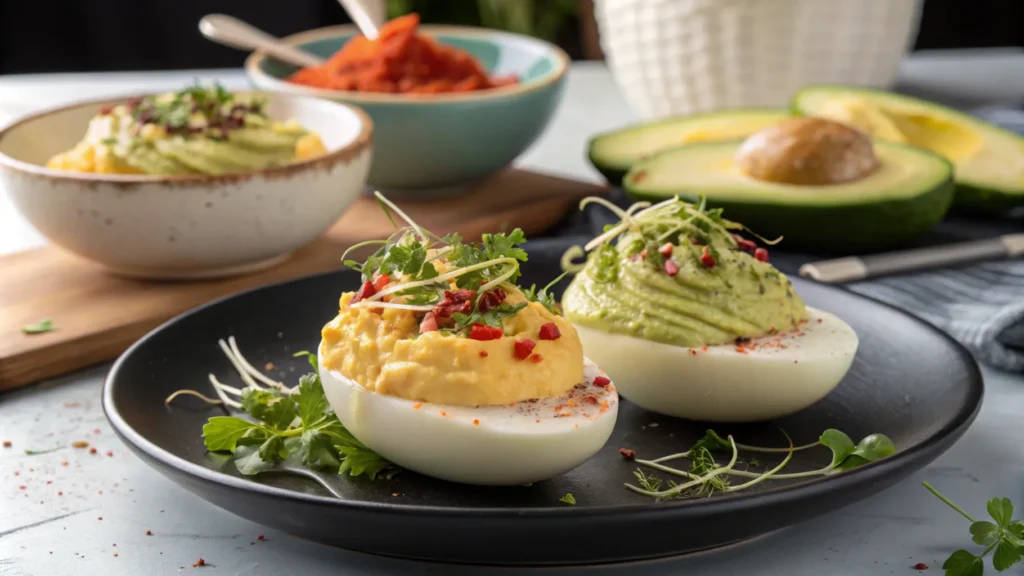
538,322,561,340
350,281,377,304
664,259,680,276
479,350,488,358
146,530,152,536
88,447,97,454
913,563,928,570
372,274,391,292
754,247,769,262
192,558,205,567
658,243,674,257
514,339,536,360
473,419,480,426
733,235,757,254
699,246,716,268
593,376,611,388
619,448,636,460
529,354,544,363
2,441,10,448
469,323,503,341
257,535,265,541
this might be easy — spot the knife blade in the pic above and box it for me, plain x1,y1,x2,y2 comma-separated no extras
798,233,1024,283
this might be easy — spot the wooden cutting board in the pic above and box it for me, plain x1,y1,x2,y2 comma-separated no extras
1,169,605,390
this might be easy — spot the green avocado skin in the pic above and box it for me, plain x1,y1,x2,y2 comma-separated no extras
626,176,956,254
951,181,1024,215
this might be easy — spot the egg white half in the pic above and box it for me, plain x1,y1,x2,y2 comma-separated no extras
574,307,857,422
318,349,619,486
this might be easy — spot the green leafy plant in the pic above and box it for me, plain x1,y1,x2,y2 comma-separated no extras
625,429,895,501
168,344,395,480
923,482,1024,575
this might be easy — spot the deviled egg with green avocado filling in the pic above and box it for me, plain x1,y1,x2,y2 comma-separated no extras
560,196,857,422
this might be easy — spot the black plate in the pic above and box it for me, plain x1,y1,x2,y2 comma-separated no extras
103,253,983,565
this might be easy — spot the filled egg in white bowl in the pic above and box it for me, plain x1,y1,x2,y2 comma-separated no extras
561,196,858,422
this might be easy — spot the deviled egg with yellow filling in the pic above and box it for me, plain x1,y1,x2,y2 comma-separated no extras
561,197,857,422
317,194,618,486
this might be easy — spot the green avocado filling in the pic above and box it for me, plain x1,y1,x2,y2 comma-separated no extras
561,197,808,348
91,84,312,175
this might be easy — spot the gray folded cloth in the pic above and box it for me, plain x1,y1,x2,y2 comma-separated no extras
530,105,1024,372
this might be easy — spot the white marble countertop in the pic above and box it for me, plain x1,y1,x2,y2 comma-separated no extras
2,53,1024,575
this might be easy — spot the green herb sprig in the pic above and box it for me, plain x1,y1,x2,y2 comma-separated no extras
626,428,895,501
168,342,395,481
21,318,57,335
923,482,1023,575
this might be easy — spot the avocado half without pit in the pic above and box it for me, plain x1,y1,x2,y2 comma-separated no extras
624,117,955,253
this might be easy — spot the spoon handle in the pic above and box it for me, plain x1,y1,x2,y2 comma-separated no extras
199,14,325,68
338,0,383,40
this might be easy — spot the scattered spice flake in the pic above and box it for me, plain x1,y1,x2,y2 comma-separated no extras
18,485,26,490
817,318,823,323
632,169,648,183
2,441,10,448
439,411,447,417
71,441,89,449
146,530,152,536
106,451,113,457
98,516,103,520
257,535,265,541
913,563,928,570
529,354,543,363
412,402,422,410
593,376,610,388
689,349,697,355
88,447,97,454
264,362,275,371
57,491,63,496
93,428,101,434
472,419,480,426
535,419,540,423
60,461,69,467
13,471,18,476
192,558,206,567
46,480,52,484
113,553,118,557
479,350,488,358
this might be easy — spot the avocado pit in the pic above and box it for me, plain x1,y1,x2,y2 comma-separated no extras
735,117,880,186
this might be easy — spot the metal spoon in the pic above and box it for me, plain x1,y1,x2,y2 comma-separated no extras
199,14,325,68
337,0,383,40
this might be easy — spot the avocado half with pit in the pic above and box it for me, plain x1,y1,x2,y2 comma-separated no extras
588,109,791,184
624,118,955,253
793,85,1024,215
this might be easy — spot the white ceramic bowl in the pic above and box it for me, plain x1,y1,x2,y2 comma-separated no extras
0,93,372,279
596,0,923,120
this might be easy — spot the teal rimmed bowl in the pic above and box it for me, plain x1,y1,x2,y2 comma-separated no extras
245,24,569,192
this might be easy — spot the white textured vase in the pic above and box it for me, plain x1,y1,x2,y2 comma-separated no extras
595,0,923,120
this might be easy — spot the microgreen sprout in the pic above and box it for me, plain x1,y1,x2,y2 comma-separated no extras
626,429,895,501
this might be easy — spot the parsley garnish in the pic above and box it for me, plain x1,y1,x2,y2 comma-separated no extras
195,350,395,480
339,192,553,337
523,272,568,314
559,493,576,505
24,446,64,456
21,318,56,335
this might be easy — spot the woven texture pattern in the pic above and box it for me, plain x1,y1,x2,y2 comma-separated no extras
596,0,922,120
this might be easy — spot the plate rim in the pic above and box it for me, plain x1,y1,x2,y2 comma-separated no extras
103,266,984,520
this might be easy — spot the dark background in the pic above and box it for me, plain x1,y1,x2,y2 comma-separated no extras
1,0,1022,75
